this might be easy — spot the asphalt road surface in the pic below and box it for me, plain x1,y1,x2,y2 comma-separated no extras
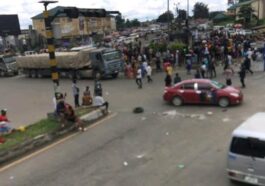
1,65,265,186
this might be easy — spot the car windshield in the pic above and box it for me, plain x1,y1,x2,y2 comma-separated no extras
211,80,226,89
103,51,121,61
3,56,16,64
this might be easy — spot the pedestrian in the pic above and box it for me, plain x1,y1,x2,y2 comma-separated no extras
208,57,216,78
173,73,181,84
94,80,103,96
94,94,109,112
238,64,246,88
0,109,12,134
200,61,207,78
136,66,143,89
224,65,234,86
243,55,253,75
72,79,80,108
194,69,201,79
146,63,153,83
82,86,93,106
165,72,172,87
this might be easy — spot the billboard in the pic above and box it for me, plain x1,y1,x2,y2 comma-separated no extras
0,15,21,37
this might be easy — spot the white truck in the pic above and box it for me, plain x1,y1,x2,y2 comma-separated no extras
16,47,124,79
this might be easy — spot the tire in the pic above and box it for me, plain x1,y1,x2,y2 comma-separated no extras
37,70,43,78
172,96,183,106
0,71,5,77
76,72,82,80
31,70,37,78
93,71,102,80
67,72,74,80
111,73,118,79
218,97,230,108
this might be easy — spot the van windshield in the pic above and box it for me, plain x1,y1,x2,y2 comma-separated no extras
231,137,265,158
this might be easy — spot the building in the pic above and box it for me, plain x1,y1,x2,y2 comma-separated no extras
32,6,119,39
227,0,265,20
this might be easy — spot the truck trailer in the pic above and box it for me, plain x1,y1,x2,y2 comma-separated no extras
16,47,124,79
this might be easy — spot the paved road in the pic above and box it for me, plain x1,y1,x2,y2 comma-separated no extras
1,66,265,186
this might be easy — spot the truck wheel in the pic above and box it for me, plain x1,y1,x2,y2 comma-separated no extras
76,72,82,80
31,70,37,78
37,70,43,78
93,71,102,80
0,71,5,77
111,73,119,79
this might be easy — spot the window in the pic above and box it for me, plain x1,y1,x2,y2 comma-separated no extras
183,83,194,90
198,83,212,91
230,137,265,158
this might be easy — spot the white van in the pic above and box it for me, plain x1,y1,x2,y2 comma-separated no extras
227,112,265,185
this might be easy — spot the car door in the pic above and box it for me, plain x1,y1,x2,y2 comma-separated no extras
181,82,196,103
194,82,213,104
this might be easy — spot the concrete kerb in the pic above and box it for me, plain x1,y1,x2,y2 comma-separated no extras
0,108,108,167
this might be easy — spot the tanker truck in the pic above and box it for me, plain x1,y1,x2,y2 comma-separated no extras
16,46,124,79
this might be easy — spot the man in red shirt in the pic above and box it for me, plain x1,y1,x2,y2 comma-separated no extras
0,109,12,134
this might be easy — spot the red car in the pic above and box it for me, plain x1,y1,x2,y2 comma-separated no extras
163,79,243,107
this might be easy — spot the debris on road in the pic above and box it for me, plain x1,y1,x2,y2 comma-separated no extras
178,164,185,169
9,176,14,180
207,111,213,115
123,161,128,166
162,110,207,120
141,117,147,121
166,132,169,136
222,118,230,122
136,154,145,159
133,107,144,114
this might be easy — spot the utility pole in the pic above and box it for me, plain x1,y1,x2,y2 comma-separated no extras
39,0,59,92
186,0,190,47
167,0,170,33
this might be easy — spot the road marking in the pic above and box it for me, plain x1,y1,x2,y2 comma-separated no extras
0,112,117,173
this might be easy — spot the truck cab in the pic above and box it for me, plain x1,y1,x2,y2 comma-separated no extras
86,48,124,79
0,55,18,77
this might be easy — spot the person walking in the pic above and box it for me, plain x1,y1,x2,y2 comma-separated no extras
72,79,80,108
136,66,143,89
173,73,181,84
238,64,246,88
146,63,153,83
243,55,253,75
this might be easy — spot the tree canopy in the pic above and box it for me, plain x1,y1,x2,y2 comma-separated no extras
209,11,225,20
157,11,174,23
193,2,209,19
177,9,187,20
115,16,141,30
238,4,257,26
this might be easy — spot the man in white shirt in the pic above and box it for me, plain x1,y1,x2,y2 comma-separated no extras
136,67,143,88
94,95,109,111
146,63,152,83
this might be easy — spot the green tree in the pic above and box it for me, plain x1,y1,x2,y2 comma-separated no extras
157,11,174,23
130,19,141,27
193,2,209,19
115,15,125,30
238,4,257,26
209,11,225,20
177,9,187,20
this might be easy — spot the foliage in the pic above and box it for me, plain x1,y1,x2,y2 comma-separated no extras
238,4,257,27
177,9,187,20
209,11,225,20
149,42,167,53
168,42,187,51
257,18,265,26
157,11,174,23
116,16,141,30
193,2,209,19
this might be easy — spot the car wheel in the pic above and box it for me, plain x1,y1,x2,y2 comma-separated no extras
172,96,183,106
0,71,5,77
218,97,229,108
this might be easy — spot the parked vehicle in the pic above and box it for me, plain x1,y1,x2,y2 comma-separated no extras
227,112,265,185
0,54,18,77
16,46,124,79
163,79,243,107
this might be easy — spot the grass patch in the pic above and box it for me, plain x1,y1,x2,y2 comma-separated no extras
0,107,95,152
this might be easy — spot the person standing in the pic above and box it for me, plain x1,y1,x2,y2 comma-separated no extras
146,63,153,83
224,65,234,86
238,64,246,88
173,73,181,84
165,72,172,87
136,66,143,89
72,79,80,108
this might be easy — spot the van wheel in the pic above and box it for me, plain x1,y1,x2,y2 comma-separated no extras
218,97,229,108
37,71,43,78
172,96,183,106
111,73,118,79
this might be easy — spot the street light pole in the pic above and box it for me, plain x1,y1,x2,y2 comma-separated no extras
167,0,170,33
186,0,190,47
39,1,59,92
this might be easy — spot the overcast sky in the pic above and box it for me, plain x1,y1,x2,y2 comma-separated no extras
1,0,228,29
